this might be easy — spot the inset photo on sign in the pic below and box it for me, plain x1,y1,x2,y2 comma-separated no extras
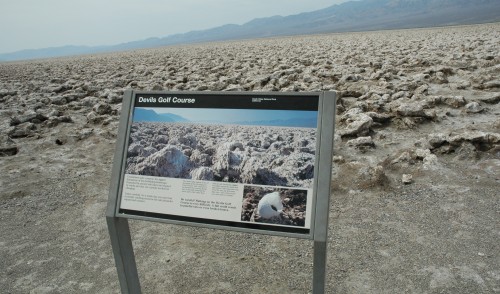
241,186,308,227
125,107,317,188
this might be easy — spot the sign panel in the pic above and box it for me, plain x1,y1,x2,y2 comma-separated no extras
113,91,333,238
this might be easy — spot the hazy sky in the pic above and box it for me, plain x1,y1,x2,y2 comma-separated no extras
0,0,350,54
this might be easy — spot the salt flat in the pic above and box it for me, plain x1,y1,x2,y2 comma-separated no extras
1,23,499,293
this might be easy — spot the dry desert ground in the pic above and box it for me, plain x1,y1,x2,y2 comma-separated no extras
1,23,499,293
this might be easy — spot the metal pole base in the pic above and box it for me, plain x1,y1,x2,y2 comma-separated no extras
107,216,141,294
312,240,327,294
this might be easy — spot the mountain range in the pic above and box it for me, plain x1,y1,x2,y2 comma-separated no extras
133,109,189,123
133,108,318,128
2,0,499,61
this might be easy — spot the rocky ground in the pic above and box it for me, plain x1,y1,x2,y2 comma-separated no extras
1,23,499,293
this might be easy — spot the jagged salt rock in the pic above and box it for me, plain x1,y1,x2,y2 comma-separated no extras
441,96,466,108
339,113,373,137
93,102,112,115
423,154,439,170
428,133,448,148
402,174,413,184
465,102,483,113
130,145,189,177
347,136,375,148
396,103,426,117
190,167,214,181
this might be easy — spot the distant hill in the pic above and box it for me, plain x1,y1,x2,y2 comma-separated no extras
159,113,190,123
133,108,317,127
133,108,189,123
2,0,500,61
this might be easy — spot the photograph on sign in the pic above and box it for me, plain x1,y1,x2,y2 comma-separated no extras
241,186,307,227
118,93,319,234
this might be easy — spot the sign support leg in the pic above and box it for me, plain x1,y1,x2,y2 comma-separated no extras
312,240,328,294
107,216,141,294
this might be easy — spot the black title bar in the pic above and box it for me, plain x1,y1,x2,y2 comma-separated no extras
133,92,319,111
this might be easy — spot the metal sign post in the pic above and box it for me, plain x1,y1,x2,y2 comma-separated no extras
106,90,141,293
106,90,336,293
312,92,336,293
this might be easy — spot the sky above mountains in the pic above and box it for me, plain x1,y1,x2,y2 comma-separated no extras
0,0,350,54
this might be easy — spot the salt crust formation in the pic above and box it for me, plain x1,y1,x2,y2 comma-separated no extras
0,23,499,293
126,122,316,188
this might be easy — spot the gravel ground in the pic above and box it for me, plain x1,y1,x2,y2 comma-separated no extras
1,23,499,293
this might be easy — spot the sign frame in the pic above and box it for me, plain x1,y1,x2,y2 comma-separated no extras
106,90,336,293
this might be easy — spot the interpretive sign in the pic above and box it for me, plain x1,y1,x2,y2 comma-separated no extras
106,90,336,293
